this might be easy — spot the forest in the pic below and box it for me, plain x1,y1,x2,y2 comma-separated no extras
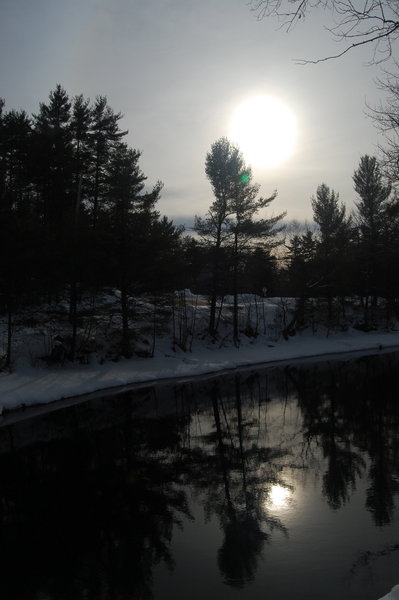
1,85,399,367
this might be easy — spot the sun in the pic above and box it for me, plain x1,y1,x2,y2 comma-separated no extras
228,95,298,169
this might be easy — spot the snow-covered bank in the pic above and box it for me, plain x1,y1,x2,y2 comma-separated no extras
1,329,399,413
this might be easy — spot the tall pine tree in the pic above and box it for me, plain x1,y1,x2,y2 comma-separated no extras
353,155,391,320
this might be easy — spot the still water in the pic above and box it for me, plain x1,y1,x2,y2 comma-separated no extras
0,353,399,599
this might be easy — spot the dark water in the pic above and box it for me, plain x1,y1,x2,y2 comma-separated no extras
0,353,399,600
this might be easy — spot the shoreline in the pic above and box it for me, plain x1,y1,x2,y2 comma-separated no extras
1,331,399,426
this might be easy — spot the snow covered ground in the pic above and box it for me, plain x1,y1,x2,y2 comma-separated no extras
1,326,399,413
1,291,399,413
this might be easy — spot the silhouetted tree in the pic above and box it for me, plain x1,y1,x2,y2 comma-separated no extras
196,138,284,343
195,137,239,336
284,230,317,329
241,247,279,296
286,230,317,294
105,141,162,357
146,215,184,293
89,96,127,228
0,108,32,214
227,165,283,344
0,103,34,367
0,86,185,361
353,155,391,321
32,84,73,227
311,183,352,324
30,85,75,301
179,236,209,293
70,94,92,196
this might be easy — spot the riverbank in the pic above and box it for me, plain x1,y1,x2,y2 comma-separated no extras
1,328,399,413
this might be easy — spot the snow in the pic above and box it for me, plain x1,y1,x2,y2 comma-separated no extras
378,585,399,600
1,291,399,414
1,326,399,413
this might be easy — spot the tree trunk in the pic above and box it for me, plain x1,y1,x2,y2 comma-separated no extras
233,233,239,346
5,300,13,370
69,174,82,361
120,282,131,358
92,150,101,230
212,387,234,517
209,291,217,337
235,376,248,508
209,229,222,338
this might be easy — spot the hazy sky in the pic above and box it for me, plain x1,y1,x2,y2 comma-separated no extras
0,0,393,226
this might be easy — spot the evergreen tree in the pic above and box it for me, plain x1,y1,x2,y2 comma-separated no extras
286,230,317,299
179,236,208,293
311,183,352,322
195,137,239,336
353,156,391,244
196,138,284,343
89,96,127,228
241,247,278,297
30,85,75,300
70,94,92,195
311,184,348,252
0,103,34,366
68,94,93,350
32,84,73,226
0,108,32,214
146,215,185,293
227,165,283,343
0,98,5,201
105,141,162,357
353,155,391,319
0,86,181,362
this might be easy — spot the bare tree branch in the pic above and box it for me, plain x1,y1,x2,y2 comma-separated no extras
366,62,399,182
248,0,399,63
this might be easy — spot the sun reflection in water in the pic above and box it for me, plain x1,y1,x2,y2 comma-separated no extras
267,484,292,510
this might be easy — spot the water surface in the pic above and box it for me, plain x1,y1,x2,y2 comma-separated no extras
0,352,398,599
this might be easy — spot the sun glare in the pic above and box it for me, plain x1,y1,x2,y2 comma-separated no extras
229,95,298,169
268,484,292,509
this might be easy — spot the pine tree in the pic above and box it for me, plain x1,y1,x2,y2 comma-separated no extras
286,230,317,297
353,156,391,244
32,84,73,226
31,86,76,304
311,183,352,323
353,155,391,319
227,164,283,344
195,137,239,336
70,94,92,194
311,184,348,253
0,99,5,200
196,138,284,343
68,94,93,350
105,141,162,357
0,108,32,214
89,96,127,228
146,215,184,293
0,103,33,366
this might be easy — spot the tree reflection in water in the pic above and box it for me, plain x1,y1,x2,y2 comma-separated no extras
288,354,399,525
214,376,287,587
0,352,398,598
0,396,192,600
177,373,291,588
